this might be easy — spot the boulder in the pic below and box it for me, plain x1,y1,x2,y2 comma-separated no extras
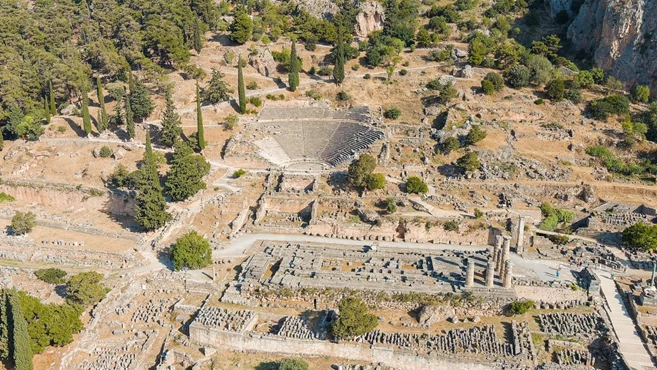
60,104,78,116
249,48,277,77
354,1,385,38
358,208,381,224
461,65,473,78
113,147,127,160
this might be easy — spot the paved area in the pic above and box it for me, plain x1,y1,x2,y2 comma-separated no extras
598,272,655,370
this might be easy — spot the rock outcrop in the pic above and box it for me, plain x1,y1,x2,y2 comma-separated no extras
354,1,385,38
249,48,277,77
567,0,657,94
295,0,338,19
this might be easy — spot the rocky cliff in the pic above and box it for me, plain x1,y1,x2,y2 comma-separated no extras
567,0,657,92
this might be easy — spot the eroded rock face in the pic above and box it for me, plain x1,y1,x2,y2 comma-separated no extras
354,1,385,38
568,0,657,94
249,48,277,77
295,0,338,19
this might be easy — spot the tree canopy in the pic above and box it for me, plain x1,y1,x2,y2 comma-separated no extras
170,231,212,270
347,154,377,188
331,297,378,340
622,222,657,252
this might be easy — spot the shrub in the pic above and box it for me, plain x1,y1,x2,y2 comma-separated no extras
507,300,534,315
399,69,408,76
279,358,309,370
534,98,545,105
366,173,386,190
351,64,360,71
456,151,480,172
631,85,650,103
110,164,131,187
442,137,460,153
384,108,402,120
465,125,487,145
309,66,316,75
565,88,582,104
481,80,495,95
484,72,505,91
443,220,459,231
99,146,112,158
0,192,15,202
249,97,262,107
406,176,428,194
233,169,246,178
11,211,37,235
225,114,239,130
57,126,67,133
622,222,657,251
35,268,67,284
506,65,530,89
247,81,259,90
363,73,371,79
66,271,108,305
385,198,397,213
474,208,484,218
317,66,332,76
589,95,630,120
545,78,565,101
336,91,351,101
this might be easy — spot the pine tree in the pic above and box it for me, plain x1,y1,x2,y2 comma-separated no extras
196,81,205,150
193,18,203,52
127,71,135,94
160,90,182,147
81,86,92,136
135,132,172,230
238,57,246,114
48,81,56,115
130,78,154,122
333,27,345,86
125,96,135,140
8,290,32,370
44,97,50,124
289,41,299,92
96,77,108,132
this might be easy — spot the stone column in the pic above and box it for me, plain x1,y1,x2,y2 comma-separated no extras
486,260,496,288
466,260,475,287
517,216,526,254
503,260,513,288
492,236,501,270
499,236,511,277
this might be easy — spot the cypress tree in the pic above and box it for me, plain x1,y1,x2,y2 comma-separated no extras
0,291,9,360
8,290,32,370
193,18,203,52
196,81,205,150
289,41,299,92
238,57,246,114
135,132,172,230
44,97,50,124
125,96,135,140
81,86,92,135
96,76,108,132
160,90,182,147
333,27,345,86
127,71,135,94
48,81,56,115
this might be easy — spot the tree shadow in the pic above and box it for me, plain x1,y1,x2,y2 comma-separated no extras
327,171,349,192
63,117,87,138
254,362,278,370
210,34,237,47
229,99,242,113
437,164,460,177
55,284,67,298
99,188,141,232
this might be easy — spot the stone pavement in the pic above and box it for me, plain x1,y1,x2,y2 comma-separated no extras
598,272,655,370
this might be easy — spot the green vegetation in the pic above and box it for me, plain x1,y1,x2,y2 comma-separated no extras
443,220,459,232
10,211,36,236
366,173,386,190
81,86,92,136
238,57,246,114
385,198,397,213
99,146,112,158
507,300,534,315
481,80,495,95
405,176,428,194
34,269,67,285
230,8,253,44
66,272,108,306
384,107,401,120
347,154,377,189
331,297,378,340
289,42,300,92
465,125,487,146
195,81,205,150
622,222,657,251
631,85,650,103
202,69,233,104
233,169,246,178
279,358,309,370
589,95,630,120
160,90,183,147
474,208,484,219
545,78,565,101
456,151,481,172
1,290,33,370
125,96,135,140
585,144,653,177
538,203,574,232
165,141,211,201
0,192,15,202
441,137,461,154
170,231,212,271
134,132,172,230
129,79,154,122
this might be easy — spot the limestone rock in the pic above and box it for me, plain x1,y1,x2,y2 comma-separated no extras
358,208,381,224
92,148,101,158
568,0,657,94
461,65,473,78
354,1,385,38
417,304,455,325
249,48,277,77
113,147,127,160
60,104,78,116
294,0,338,19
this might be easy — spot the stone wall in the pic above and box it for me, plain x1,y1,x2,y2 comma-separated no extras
189,325,494,370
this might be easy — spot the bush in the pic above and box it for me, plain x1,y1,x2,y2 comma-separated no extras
406,176,428,194
443,220,459,231
506,65,530,89
233,169,246,178
456,151,481,172
66,271,108,305
11,211,36,235
366,173,386,190
385,198,397,213
589,95,630,120
249,97,262,107
534,98,545,105
384,108,402,120
622,222,657,251
507,300,534,315
0,192,15,202
35,268,67,284
336,91,351,101
99,146,112,158
545,78,565,101
474,208,484,218
225,114,239,130
279,358,309,370
465,125,487,145
351,64,360,71
363,73,371,80
631,85,650,103
442,137,460,154
399,69,408,76
484,72,505,91
246,81,259,90
170,231,212,271
481,80,495,95
110,164,131,187
317,66,332,76
565,88,582,104
309,66,316,75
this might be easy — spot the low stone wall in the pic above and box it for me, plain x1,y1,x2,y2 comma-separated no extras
189,325,494,370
